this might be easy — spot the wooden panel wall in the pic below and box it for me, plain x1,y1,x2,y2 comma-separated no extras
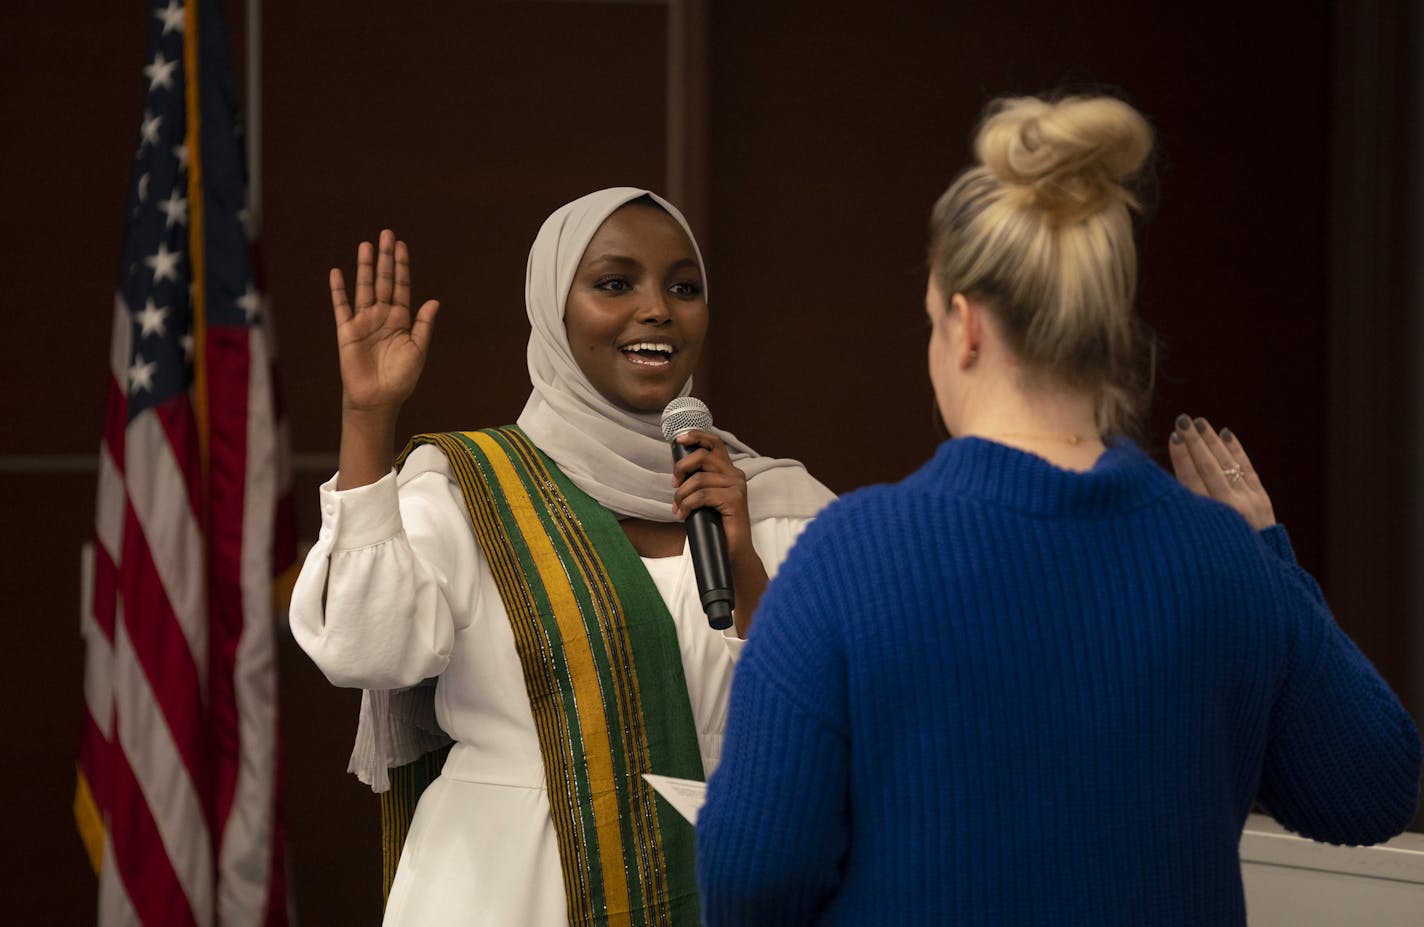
3,1,1417,923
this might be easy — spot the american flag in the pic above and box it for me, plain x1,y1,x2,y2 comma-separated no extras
76,1,295,923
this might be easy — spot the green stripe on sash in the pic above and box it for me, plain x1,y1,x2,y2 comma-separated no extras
403,428,703,926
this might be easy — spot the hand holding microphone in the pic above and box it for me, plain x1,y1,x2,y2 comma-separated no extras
661,398,756,631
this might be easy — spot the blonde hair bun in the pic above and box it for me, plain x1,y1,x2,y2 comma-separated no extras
975,95,1153,223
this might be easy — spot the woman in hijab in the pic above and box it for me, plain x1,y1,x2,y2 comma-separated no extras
290,188,834,926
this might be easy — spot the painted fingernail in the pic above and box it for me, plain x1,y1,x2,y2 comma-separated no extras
1175,413,1191,431
1220,427,1234,443
1194,417,1207,433
1170,431,1183,445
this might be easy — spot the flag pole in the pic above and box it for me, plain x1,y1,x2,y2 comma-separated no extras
246,0,262,236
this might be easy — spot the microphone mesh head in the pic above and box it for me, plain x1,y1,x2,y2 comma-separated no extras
660,396,713,441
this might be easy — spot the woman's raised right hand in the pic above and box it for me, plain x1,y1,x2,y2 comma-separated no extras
330,228,441,413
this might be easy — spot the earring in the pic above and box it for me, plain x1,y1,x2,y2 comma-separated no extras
965,348,978,368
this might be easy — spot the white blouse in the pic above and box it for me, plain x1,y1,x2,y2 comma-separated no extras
288,443,814,926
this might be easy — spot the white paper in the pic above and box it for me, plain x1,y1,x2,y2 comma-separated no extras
642,773,707,825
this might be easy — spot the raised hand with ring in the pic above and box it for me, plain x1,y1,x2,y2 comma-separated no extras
1167,414,1276,530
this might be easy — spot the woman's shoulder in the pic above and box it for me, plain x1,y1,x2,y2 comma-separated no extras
1153,470,1280,547
397,426,525,485
782,480,924,560
395,441,457,487
806,479,903,517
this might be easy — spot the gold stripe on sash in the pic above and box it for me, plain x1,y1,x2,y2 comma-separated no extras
499,428,669,916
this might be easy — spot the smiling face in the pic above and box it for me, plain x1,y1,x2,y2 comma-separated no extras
563,203,708,414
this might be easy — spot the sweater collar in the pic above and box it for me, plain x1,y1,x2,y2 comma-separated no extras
913,435,1175,517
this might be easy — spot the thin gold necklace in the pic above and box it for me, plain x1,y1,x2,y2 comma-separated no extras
979,432,1092,446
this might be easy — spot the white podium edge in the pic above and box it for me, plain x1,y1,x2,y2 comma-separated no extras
1240,813,1424,885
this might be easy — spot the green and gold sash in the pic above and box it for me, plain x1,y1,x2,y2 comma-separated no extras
391,426,704,926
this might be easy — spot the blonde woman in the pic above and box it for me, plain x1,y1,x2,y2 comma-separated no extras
695,94,1421,925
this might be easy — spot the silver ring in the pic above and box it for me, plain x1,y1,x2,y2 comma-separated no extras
1223,466,1245,486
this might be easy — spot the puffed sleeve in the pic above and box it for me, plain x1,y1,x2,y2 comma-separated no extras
289,447,483,690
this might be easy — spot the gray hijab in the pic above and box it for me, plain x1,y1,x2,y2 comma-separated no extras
516,186,833,521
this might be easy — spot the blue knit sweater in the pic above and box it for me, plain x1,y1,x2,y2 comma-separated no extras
696,437,1421,926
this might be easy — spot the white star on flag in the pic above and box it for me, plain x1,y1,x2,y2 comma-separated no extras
140,111,163,149
138,173,151,203
156,0,185,36
158,189,188,228
181,333,195,361
145,243,182,283
135,300,169,337
237,284,263,322
173,143,190,171
127,355,157,394
144,52,179,93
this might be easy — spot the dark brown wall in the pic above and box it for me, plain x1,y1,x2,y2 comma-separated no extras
3,5,151,925
4,1,1417,924
704,1,1333,542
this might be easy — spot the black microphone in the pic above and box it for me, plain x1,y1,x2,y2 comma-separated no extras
661,397,735,630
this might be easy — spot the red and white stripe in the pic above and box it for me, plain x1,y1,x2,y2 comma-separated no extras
80,288,287,925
